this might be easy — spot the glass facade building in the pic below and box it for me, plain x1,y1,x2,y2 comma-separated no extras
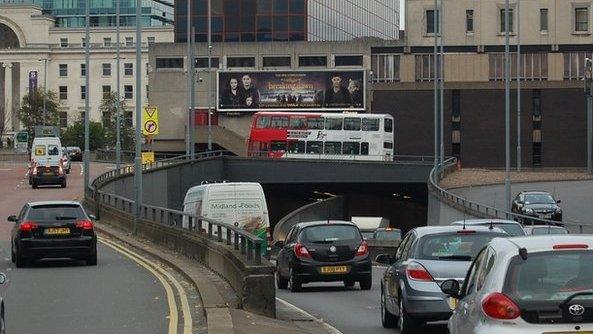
1,0,174,27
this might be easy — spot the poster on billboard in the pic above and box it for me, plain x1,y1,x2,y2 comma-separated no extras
217,70,365,113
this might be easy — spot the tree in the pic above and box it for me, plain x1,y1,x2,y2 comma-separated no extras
17,88,60,140
99,92,135,150
61,122,106,150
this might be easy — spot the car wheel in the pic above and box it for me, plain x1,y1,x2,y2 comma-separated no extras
344,279,355,288
381,285,398,328
359,275,372,290
87,251,97,266
32,181,38,189
289,267,301,292
276,266,288,289
399,296,422,334
60,179,67,188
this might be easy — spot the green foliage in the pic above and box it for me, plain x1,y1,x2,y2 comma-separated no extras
61,122,105,150
17,88,60,140
99,92,135,150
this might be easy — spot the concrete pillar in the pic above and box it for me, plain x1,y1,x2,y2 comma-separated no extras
2,62,13,132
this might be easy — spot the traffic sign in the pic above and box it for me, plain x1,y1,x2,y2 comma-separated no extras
141,151,155,164
142,106,159,136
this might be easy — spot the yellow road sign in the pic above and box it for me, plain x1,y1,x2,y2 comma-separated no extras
142,106,159,136
141,151,155,164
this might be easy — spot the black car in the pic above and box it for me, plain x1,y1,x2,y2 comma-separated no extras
8,201,97,267
275,221,372,292
66,146,82,162
511,191,562,222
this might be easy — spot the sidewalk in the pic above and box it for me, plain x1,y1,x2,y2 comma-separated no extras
440,168,593,189
95,220,336,334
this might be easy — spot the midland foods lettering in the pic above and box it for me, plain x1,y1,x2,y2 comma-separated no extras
211,202,261,210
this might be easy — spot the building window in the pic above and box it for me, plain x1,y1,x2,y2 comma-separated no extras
466,10,474,33
426,9,440,34
124,85,133,99
226,57,256,68
102,85,111,98
500,8,514,33
59,86,68,100
59,64,68,77
102,63,112,76
298,56,327,67
195,57,220,68
80,64,86,76
575,7,589,32
263,56,291,68
124,63,133,76
104,37,112,47
564,51,593,80
415,54,442,82
540,9,548,32
489,53,548,81
335,55,363,67
147,36,155,45
80,85,86,100
60,38,68,48
59,112,68,128
371,54,400,82
125,37,133,47
156,58,184,69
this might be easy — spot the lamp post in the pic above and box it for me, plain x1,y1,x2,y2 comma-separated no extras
439,0,444,167
504,0,512,211
38,58,50,126
115,0,122,170
186,0,192,158
433,0,438,168
83,1,90,196
516,0,522,171
207,0,213,152
133,0,143,233
585,57,593,174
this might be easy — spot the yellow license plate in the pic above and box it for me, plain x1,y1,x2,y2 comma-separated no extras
45,227,70,235
320,266,348,274
448,297,458,310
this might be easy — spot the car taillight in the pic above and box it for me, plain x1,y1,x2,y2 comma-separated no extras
266,227,272,242
75,220,94,230
294,243,311,259
406,262,434,281
20,221,39,232
356,240,369,256
553,244,588,250
482,293,521,320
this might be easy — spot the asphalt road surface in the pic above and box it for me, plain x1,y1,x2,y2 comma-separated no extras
0,161,170,334
276,266,448,334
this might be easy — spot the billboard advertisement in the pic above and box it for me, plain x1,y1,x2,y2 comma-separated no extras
29,71,38,92
217,70,365,113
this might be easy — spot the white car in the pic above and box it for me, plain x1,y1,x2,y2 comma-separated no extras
442,235,593,334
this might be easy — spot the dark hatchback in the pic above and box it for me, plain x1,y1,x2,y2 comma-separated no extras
275,221,372,292
9,201,97,267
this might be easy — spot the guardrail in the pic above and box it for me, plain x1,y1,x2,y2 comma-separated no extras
428,158,591,233
94,149,184,163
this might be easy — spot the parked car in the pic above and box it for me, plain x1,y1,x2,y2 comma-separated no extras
61,147,71,174
8,201,97,267
450,219,526,236
512,191,562,222
275,220,372,292
442,235,593,334
523,225,569,235
29,136,67,188
66,146,82,161
377,225,508,334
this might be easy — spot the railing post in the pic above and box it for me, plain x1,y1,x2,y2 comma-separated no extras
208,222,213,239
234,232,239,250
246,239,253,261
580,225,584,234
226,229,231,245
188,216,193,230
197,219,203,233
240,235,246,254
254,240,262,264
217,225,223,242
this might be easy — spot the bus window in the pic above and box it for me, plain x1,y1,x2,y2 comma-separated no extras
287,141,305,153
384,118,393,133
308,117,324,129
384,142,393,149
343,142,360,155
324,142,342,155
325,118,343,130
344,118,361,131
306,141,323,154
271,141,287,152
361,142,369,155
271,116,289,128
362,118,379,131
256,116,271,128
289,117,307,129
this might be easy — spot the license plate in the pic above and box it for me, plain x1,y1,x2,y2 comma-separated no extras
448,297,458,310
45,227,70,235
320,266,348,274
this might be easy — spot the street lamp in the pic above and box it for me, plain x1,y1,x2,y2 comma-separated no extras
504,0,512,211
37,58,51,126
585,57,593,174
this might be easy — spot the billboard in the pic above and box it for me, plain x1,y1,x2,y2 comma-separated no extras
217,70,365,113
29,71,38,92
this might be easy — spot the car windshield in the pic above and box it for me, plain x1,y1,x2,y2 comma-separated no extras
525,194,556,205
417,232,505,261
504,251,593,303
492,224,526,236
531,227,569,235
374,230,401,241
27,205,85,221
300,225,361,244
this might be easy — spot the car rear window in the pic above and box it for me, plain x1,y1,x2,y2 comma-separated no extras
26,205,85,221
300,225,361,244
494,224,526,236
531,227,568,235
504,251,593,303
374,230,401,241
417,232,505,261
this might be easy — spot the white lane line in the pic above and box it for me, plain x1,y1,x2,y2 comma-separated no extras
0,168,12,171
276,297,344,334
80,164,84,176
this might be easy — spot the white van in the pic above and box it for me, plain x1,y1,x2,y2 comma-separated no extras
29,136,67,188
182,182,271,251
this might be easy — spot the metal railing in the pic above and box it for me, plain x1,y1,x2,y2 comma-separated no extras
95,149,184,163
87,149,267,264
245,152,436,165
428,158,592,233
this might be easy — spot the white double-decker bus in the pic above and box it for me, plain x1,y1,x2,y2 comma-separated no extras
247,111,394,161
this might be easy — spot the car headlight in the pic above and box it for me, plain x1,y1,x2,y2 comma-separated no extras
556,208,562,214
524,208,534,214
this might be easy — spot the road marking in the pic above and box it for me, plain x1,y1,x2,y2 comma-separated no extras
0,168,11,171
276,297,344,334
80,164,84,176
99,237,192,334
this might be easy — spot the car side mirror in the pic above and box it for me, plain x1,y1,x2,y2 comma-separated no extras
440,279,461,299
274,240,284,248
375,253,394,265
7,215,17,222
88,214,97,221
556,200,562,204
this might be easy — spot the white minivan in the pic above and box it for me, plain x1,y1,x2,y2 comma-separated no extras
29,136,67,188
182,182,271,252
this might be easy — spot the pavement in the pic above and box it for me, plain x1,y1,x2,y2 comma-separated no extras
440,168,593,189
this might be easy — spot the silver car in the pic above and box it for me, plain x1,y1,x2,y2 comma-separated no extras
442,235,593,334
377,225,507,333
451,219,526,236
523,225,569,235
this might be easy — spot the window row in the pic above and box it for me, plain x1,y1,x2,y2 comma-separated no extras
58,85,134,100
155,55,363,70
58,36,156,48
270,141,372,155
256,116,392,132
489,53,548,81
59,63,136,77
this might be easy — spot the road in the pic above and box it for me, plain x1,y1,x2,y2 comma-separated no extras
277,266,448,334
0,161,172,334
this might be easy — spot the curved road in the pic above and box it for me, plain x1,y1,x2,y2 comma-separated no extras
0,161,171,334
